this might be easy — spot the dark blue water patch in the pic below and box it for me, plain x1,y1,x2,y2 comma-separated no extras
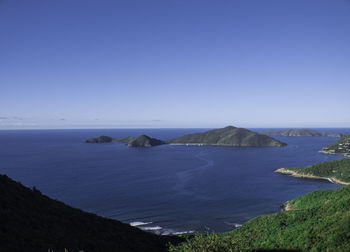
0,129,347,234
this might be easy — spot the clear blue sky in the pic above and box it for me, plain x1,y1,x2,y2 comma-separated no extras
1,0,350,129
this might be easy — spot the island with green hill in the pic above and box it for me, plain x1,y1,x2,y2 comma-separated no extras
127,135,165,147
275,158,350,185
260,128,346,137
320,135,350,157
85,135,165,147
168,126,286,147
85,126,287,148
85,135,115,143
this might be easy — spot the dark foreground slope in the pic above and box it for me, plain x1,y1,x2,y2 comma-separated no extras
168,126,286,147
170,185,350,252
0,174,181,252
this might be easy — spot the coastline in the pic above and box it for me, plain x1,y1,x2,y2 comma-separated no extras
319,150,350,157
275,168,350,186
168,143,284,147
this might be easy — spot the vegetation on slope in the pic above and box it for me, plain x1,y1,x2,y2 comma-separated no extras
127,135,165,147
85,135,114,143
168,126,287,147
0,174,181,252
170,185,350,252
276,158,350,185
321,135,350,156
85,135,164,147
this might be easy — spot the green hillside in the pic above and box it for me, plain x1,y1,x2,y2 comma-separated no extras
168,126,287,147
276,158,350,185
0,174,181,252
127,135,165,147
170,185,350,252
85,135,115,143
321,135,350,156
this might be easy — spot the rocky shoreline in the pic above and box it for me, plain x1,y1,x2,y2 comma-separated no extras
275,168,350,186
280,201,293,211
319,150,350,157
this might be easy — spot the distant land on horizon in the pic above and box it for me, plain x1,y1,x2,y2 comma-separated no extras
1,125,350,131
85,134,165,147
168,126,287,147
85,126,287,147
260,128,347,137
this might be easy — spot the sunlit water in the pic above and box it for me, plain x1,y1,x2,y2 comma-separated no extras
0,128,348,234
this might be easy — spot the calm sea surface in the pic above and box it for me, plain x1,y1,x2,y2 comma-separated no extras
0,128,349,234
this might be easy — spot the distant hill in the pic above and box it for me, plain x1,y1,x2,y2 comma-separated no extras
320,135,350,156
85,127,286,147
127,135,165,147
85,135,115,143
260,129,345,137
275,158,350,185
85,135,164,147
170,184,350,251
0,174,181,252
168,126,286,147
117,136,137,143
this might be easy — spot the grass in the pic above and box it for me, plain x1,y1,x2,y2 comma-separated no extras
170,185,350,252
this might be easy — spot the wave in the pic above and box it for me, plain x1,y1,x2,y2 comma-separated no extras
159,229,195,235
140,226,162,231
130,221,153,227
172,230,195,235
327,178,334,183
224,222,242,228
131,221,195,235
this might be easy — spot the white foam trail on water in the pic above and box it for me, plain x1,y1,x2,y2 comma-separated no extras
140,226,162,231
327,178,334,183
132,223,195,235
174,150,214,196
172,230,195,235
130,221,152,227
224,222,242,228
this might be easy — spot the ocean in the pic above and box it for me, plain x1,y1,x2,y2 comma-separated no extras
0,128,348,234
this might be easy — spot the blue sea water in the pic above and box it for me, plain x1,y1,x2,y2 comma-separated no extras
0,128,349,234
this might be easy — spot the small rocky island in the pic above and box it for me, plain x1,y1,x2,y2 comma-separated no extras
85,135,115,143
85,135,164,147
260,129,345,137
167,126,286,147
126,135,165,147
